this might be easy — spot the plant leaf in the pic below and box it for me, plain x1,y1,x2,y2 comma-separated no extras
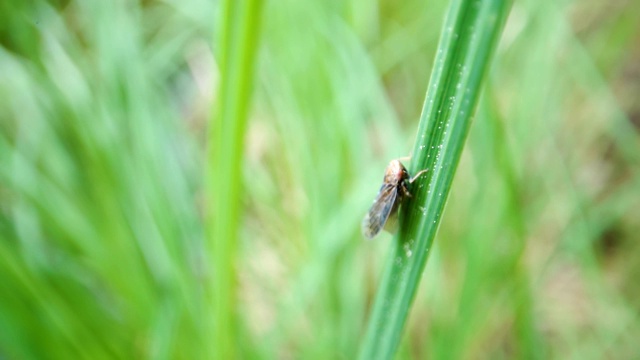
359,0,512,358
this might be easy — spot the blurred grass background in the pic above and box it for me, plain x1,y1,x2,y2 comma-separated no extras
1,0,640,359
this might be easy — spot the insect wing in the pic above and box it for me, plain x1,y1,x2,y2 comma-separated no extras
362,184,399,239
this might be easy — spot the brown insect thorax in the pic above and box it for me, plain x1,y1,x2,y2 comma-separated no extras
384,160,411,198
383,160,409,185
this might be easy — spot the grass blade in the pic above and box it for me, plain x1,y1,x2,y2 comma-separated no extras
206,0,264,358
359,0,512,358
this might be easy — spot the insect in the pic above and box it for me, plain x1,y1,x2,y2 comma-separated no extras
362,159,428,239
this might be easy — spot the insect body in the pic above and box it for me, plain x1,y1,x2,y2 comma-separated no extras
362,159,428,239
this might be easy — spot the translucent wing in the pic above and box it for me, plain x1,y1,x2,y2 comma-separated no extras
362,184,399,239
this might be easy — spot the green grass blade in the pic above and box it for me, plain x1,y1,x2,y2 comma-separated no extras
359,0,512,358
206,0,264,358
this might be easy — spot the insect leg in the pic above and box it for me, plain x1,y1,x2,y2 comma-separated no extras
401,182,412,198
408,169,428,184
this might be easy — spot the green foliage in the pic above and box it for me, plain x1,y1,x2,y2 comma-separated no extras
359,0,512,358
1,0,640,359
207,0,264,358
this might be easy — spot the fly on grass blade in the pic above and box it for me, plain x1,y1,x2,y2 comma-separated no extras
362,159,428,239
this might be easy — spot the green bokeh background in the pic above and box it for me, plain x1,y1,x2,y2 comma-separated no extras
1,0,639,358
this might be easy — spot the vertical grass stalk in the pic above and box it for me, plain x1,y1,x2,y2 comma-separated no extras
359,0,511,358
206,0,263,358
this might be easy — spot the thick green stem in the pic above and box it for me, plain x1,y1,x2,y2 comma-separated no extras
359,0,511,358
